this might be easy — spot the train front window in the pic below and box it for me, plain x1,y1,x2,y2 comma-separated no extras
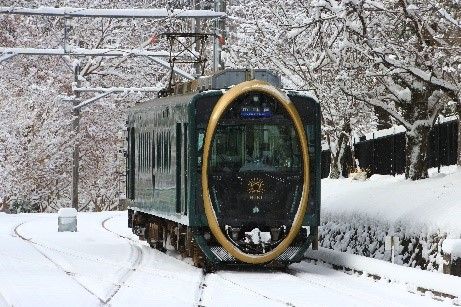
210,124,300,173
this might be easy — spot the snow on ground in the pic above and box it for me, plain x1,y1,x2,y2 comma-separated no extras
0,213,101,306
0,212,455,306
322,165,461,237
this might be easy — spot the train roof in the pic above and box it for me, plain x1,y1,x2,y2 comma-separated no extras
129,69,318,112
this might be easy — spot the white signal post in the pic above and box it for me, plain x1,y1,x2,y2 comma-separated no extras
385,235,400,264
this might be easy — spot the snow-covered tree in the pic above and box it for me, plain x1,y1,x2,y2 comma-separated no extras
226,0,377,178
0,0,218,211
302,0,460,180
227,0,460,180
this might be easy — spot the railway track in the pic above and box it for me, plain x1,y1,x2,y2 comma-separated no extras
194,272,208,307
193,257,451,307
100,217,143,304
296,258,460,305
194,271,296,307
10,215,451,306
283,268,390,306
100,216,216,307
98,217,396,306
13,221,106,305
12,216,144,306
101,215,366,306
215,272,295,306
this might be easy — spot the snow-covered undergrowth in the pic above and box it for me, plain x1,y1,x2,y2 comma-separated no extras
320,166,461,272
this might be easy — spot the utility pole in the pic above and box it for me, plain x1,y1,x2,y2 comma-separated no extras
213,0,226,72
72,64,81,210
193,0,201,76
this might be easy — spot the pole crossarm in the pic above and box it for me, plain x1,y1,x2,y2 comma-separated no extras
0,7,226,19
73,86,162,93
0,47,173,58
73,91,112,110
71,86,162,110
0,52,16,63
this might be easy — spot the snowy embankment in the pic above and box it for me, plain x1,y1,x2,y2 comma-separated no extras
320,165,461,271
305,248,461,300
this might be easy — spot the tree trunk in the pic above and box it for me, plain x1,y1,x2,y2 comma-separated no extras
328,122,352,179
374,106,393,130
329,144,353,178
329,152,341,179
457,106,461,166
405,125,431,180
0,196,9,213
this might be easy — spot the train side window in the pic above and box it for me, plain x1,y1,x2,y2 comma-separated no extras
184,123,188,215
147,132,150,170
140,132,143,173
149,132,152,170
197,129,204,170
152,130,156,170
127,127,136,200
164,131,168,173
140,133,143,173
137,132,140,174
168,131,172,172
165,131,169,173
156,132,161,172
161,131,165,172
142,133,145,172
306,125,315,153
176,123,182,213
144,132,147,172
159,131,162,173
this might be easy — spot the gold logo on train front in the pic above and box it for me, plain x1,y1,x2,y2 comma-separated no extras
248,178,265,200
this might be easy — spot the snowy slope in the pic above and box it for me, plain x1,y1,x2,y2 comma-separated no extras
322,165,461,237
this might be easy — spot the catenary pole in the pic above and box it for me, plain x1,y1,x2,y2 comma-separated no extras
72,64,81,210
193,0,201,76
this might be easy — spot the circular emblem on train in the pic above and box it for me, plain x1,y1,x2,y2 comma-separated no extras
248,178,265,195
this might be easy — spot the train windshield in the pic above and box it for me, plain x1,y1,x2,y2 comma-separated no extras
210,124,301,173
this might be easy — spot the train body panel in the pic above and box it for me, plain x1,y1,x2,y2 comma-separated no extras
126,69,321,268
127,93,193,225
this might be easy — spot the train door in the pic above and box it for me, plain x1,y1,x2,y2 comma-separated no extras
176,123,188,214
127,127,135,200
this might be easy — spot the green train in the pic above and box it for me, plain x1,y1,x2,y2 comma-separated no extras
126,69,321,269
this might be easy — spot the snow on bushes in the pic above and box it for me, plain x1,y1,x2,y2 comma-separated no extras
319,212,446,271
320,166,461,272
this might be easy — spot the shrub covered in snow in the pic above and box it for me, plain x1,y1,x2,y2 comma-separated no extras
320,166,461,273
319,212,446,272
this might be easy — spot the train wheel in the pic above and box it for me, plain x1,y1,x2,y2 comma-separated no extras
149,241,166,253
192,245,205,268
203,262,216,273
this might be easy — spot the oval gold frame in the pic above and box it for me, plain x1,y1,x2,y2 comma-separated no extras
201,80,310,264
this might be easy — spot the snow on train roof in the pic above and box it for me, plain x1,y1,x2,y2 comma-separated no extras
283,89,318,102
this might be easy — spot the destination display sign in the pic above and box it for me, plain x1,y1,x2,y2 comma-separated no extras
240,106,273,118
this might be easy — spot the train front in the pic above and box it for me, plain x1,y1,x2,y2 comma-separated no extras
196,80,317,267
